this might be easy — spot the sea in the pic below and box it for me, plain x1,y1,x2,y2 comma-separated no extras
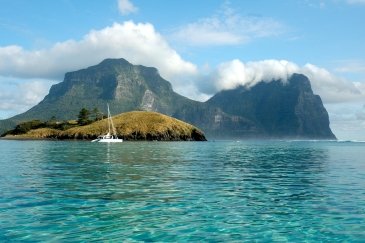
0,139,364,242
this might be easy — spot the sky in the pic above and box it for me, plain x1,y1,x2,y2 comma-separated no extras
0,0,365,140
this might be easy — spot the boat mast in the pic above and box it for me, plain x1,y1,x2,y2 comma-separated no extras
107,103,111,134
107,103,117,136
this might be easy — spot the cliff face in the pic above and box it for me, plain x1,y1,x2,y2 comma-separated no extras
0,59,336,139
198,74,335,139
7,58,193,122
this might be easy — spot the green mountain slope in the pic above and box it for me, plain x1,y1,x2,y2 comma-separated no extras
4,58,196,122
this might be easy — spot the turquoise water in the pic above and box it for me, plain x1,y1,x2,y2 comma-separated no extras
0,140,365,242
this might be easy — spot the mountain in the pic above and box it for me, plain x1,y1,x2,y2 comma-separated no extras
0,58,336,139
176,74,335,139
5,58,195,121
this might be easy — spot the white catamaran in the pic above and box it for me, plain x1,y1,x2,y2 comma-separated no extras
91,104,123,143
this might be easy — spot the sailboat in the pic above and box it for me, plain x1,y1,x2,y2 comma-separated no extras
91,104,123,143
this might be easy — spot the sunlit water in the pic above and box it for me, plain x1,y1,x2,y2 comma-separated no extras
0,140,364,242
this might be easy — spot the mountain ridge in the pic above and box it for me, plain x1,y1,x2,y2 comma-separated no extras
0,58,336,139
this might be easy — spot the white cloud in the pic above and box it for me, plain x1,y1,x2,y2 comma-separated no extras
0,77,55,118
213,59,299,90
118,0,138,15
301,64,364,103
205,59,365,104
172,5,284,46
0,21,197,88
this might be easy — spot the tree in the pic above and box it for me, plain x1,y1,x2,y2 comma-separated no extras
10,120,44,135
92,107,103,121
77,108,91,125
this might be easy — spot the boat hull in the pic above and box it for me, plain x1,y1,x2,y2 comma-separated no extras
91,138,123,143
91,104,122,143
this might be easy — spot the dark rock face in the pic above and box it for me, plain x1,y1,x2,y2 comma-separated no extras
198,74,336,139
173,104,262,139
0,59,336,139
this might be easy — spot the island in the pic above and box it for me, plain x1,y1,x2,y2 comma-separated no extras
1,111,207,141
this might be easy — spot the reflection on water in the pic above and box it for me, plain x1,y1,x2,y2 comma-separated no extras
0,140,365,241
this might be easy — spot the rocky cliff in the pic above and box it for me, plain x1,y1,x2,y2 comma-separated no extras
179,74,335,139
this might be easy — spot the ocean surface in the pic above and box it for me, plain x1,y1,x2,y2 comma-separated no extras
0,139,364,242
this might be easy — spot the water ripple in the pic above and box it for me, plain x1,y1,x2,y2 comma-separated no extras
0,140,365,241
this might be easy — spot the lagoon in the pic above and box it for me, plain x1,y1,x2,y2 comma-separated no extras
0,140,364,241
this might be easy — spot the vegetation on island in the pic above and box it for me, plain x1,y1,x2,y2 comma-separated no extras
1,108,103,137
1,110,207,141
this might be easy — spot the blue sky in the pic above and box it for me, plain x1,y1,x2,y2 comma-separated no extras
1,0,365,140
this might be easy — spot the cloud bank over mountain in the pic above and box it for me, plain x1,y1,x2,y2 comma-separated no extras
209,59,365,104
0,21,363,104
0,21,199,116
0,21,197,82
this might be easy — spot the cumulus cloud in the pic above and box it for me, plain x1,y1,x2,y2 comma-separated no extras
0,21,197,87
118,0,138,15
172,5,284,46
0,77,55,118
203,59,365,104
301,64,364,103
213,59,299,90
